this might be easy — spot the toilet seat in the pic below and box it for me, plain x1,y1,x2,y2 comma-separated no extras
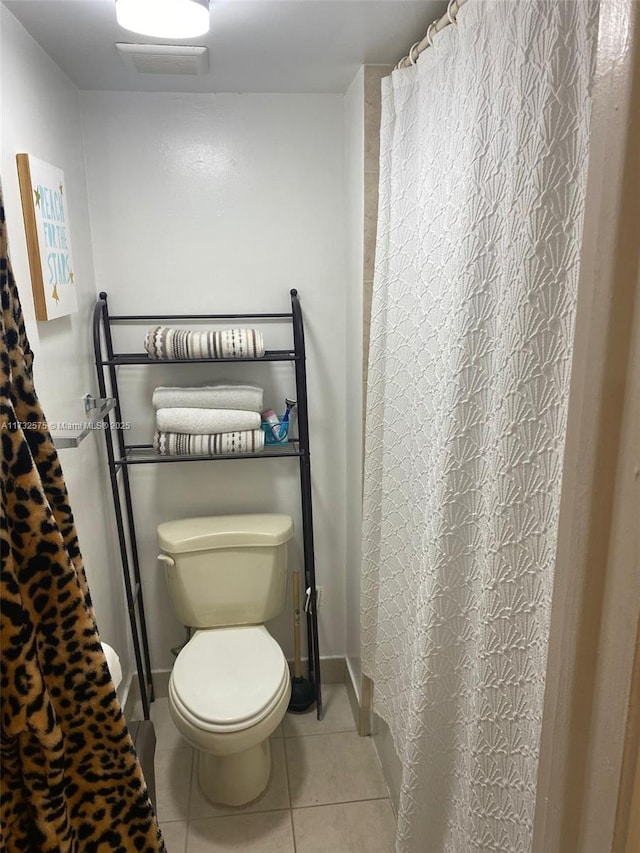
170,625,289,734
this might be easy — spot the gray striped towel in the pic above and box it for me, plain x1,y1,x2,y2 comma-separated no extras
145,326,265,359
153,430,265,456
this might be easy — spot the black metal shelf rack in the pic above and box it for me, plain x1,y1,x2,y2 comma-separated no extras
92,288,323,722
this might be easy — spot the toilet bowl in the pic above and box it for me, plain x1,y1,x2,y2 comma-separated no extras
157,513,294,806
167,625,291,806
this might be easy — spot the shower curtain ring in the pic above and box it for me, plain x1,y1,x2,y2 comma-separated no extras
446,0,457,24
408,42,420,65
426,22,437,47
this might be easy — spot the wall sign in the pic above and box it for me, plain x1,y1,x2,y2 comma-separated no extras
16,154,77,321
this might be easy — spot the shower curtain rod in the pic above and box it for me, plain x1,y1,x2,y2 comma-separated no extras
396,0,469,68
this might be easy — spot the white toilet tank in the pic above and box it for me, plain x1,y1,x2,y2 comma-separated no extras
157,514,293,628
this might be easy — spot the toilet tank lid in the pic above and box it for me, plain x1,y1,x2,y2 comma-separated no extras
157,513,293,553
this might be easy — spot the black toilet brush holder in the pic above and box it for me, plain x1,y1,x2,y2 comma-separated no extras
288,568,316,713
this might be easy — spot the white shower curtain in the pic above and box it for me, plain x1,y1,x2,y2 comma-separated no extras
361,2,598,851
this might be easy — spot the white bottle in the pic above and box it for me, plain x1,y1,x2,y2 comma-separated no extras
261,408,281,440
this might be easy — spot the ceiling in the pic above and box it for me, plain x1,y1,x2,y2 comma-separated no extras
3,0,448,93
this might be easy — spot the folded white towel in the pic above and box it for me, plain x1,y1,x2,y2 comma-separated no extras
152,384,263,412
145,326,265,359
154,430,265,456
156,407,260,435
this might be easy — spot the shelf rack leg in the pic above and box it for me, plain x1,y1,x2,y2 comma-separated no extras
94,293,155,720
290,289,323,721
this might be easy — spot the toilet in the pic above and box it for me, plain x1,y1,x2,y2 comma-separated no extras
157,513,293,806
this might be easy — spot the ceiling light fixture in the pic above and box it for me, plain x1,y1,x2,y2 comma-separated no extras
116,0,210,39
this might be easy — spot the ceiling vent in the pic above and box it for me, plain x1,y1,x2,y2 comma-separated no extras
116,43,209,75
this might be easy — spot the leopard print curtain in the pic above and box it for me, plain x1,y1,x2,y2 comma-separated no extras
0,189,164,851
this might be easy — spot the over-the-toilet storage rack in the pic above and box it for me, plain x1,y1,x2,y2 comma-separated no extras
92,289,323,721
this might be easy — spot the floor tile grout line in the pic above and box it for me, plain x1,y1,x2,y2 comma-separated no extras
290,794,392,810
188,806,296,823
183,798,391,823
290,807,297,852
154,744,193,754
289,796,391,812
281,727,360,740
186,749,196,821
282,735,292,803
282,734,297,852
282,727,357,738
182,748,194,851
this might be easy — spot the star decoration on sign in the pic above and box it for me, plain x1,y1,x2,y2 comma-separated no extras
69,271,75,284
52,284,60,302
59,183,64,195
34,188,41,207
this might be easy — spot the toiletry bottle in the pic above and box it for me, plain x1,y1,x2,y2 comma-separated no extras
261,408,281,440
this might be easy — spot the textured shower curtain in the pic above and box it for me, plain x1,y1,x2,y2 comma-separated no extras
0,191,164,851
360,2,598,851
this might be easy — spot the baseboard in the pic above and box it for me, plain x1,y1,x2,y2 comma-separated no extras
287,655,346,685
125,656,348,721
122,670,170,722
121,672,137,722
345,659,373,736
361,673,373,735
345,659,361,732
371,711,402,816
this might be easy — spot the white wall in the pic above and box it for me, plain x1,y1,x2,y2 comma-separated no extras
79,91,348,670
343,69,365,692
1,8,130,685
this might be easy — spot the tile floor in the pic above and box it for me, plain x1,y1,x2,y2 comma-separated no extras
143,683,396,852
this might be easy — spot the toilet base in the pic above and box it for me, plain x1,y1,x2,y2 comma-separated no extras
198,738,271,807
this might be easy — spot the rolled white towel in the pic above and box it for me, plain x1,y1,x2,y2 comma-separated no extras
145,326,265,359
101,642,122,689
152,384,263,413
156,407,260,435
154,430,265,456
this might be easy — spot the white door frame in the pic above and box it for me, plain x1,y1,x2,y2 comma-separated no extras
533,1,640,851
